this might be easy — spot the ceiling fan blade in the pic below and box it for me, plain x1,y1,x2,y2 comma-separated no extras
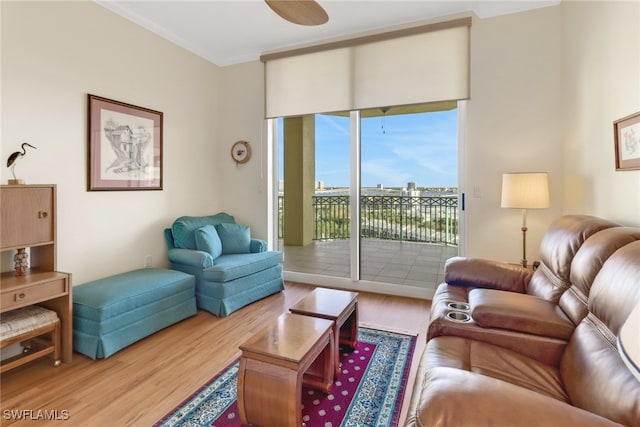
265,0,329,26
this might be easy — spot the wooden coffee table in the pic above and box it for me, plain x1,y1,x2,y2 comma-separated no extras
290,287,358,378
237,313,335,427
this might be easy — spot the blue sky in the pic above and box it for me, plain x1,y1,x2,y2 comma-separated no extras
279,108,458,188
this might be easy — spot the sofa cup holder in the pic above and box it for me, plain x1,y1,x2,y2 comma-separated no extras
447,301,470,311
446,311,471,323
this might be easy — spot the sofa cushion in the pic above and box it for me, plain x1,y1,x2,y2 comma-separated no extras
444,257,532,293
216,223,251,254
203,251,284,282
195,225,223,259
560,226,640,325
527,215,619,302
423,336,568,403
171,212,235,249
560,241,640,426
469,289,574,339
406,367,620,427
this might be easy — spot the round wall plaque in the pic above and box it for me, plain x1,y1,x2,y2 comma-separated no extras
231,140,251,165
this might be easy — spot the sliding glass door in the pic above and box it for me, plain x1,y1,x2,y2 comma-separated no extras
277,114,352,280
359,108,459,289
275,103,460,294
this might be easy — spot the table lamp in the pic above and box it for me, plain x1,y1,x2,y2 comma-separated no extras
501,172,550,268
618,301,640,382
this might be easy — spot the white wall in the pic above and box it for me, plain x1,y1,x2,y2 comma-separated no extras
464,1,640,263
464,6,564,262
217,61,271,239
1,1,222,284
561,0,640,223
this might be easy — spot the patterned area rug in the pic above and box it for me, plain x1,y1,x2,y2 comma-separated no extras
155,327,417,427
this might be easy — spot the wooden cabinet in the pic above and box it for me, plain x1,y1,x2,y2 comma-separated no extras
1,186,54,249
0,184,72,364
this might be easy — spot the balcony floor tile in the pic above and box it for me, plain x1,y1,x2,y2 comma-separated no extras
281,239,458,290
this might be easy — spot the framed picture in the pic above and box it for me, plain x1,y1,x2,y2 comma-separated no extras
614,111,640,171
87,94,163,190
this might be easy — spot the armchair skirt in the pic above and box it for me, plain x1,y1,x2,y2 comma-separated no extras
169,251,284,316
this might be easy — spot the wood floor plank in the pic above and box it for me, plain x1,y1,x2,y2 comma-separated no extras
0,282,430,426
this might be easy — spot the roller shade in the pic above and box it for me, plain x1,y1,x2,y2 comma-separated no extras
265,48,353,119
263,18,471,118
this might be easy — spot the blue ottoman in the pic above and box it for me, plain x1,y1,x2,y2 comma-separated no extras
73,268,196,359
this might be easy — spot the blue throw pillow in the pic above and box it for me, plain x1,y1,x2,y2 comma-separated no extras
194,225,223,259
216,223,251,254
171,213,236,249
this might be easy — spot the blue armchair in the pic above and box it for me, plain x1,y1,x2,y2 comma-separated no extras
164,212,284,316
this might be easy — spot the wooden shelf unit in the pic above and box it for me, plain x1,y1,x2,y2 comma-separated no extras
0,184,72,368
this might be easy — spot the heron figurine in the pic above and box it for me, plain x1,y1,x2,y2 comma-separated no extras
6,142,37,184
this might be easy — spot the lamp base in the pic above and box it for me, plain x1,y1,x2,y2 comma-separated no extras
521,225,528,270
8,179,24,185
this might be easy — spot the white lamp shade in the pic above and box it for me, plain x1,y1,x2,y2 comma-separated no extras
501,172,550,209
618,301,640,382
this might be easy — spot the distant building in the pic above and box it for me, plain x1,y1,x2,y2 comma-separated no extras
402,188,421,198
407,182,416,190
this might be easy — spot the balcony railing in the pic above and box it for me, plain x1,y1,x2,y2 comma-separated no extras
279,194,459,245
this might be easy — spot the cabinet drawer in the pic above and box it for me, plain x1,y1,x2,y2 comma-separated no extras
1,279,67,310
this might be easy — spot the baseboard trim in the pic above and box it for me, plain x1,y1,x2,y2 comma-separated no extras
283,271,436,300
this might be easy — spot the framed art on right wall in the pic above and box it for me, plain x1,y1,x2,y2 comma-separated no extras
614,111,640,171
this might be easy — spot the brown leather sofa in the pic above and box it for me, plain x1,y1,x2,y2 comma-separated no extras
428,215,630,365
405,216,640,426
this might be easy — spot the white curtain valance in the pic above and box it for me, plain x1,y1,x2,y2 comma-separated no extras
263,18,471,118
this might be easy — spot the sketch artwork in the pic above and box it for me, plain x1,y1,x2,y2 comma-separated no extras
100,109,156,181
620,122,640,161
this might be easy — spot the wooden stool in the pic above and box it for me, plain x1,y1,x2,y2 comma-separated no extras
290,287,358,378
237,313,335,427
1,305,61,373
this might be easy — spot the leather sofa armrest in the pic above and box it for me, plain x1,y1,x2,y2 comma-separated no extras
468,289,575,340
406,367,622,427
250,238,267,253
167,248,214,269
444,257,532,293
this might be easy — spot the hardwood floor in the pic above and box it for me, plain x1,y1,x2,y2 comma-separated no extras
0,282,430,426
